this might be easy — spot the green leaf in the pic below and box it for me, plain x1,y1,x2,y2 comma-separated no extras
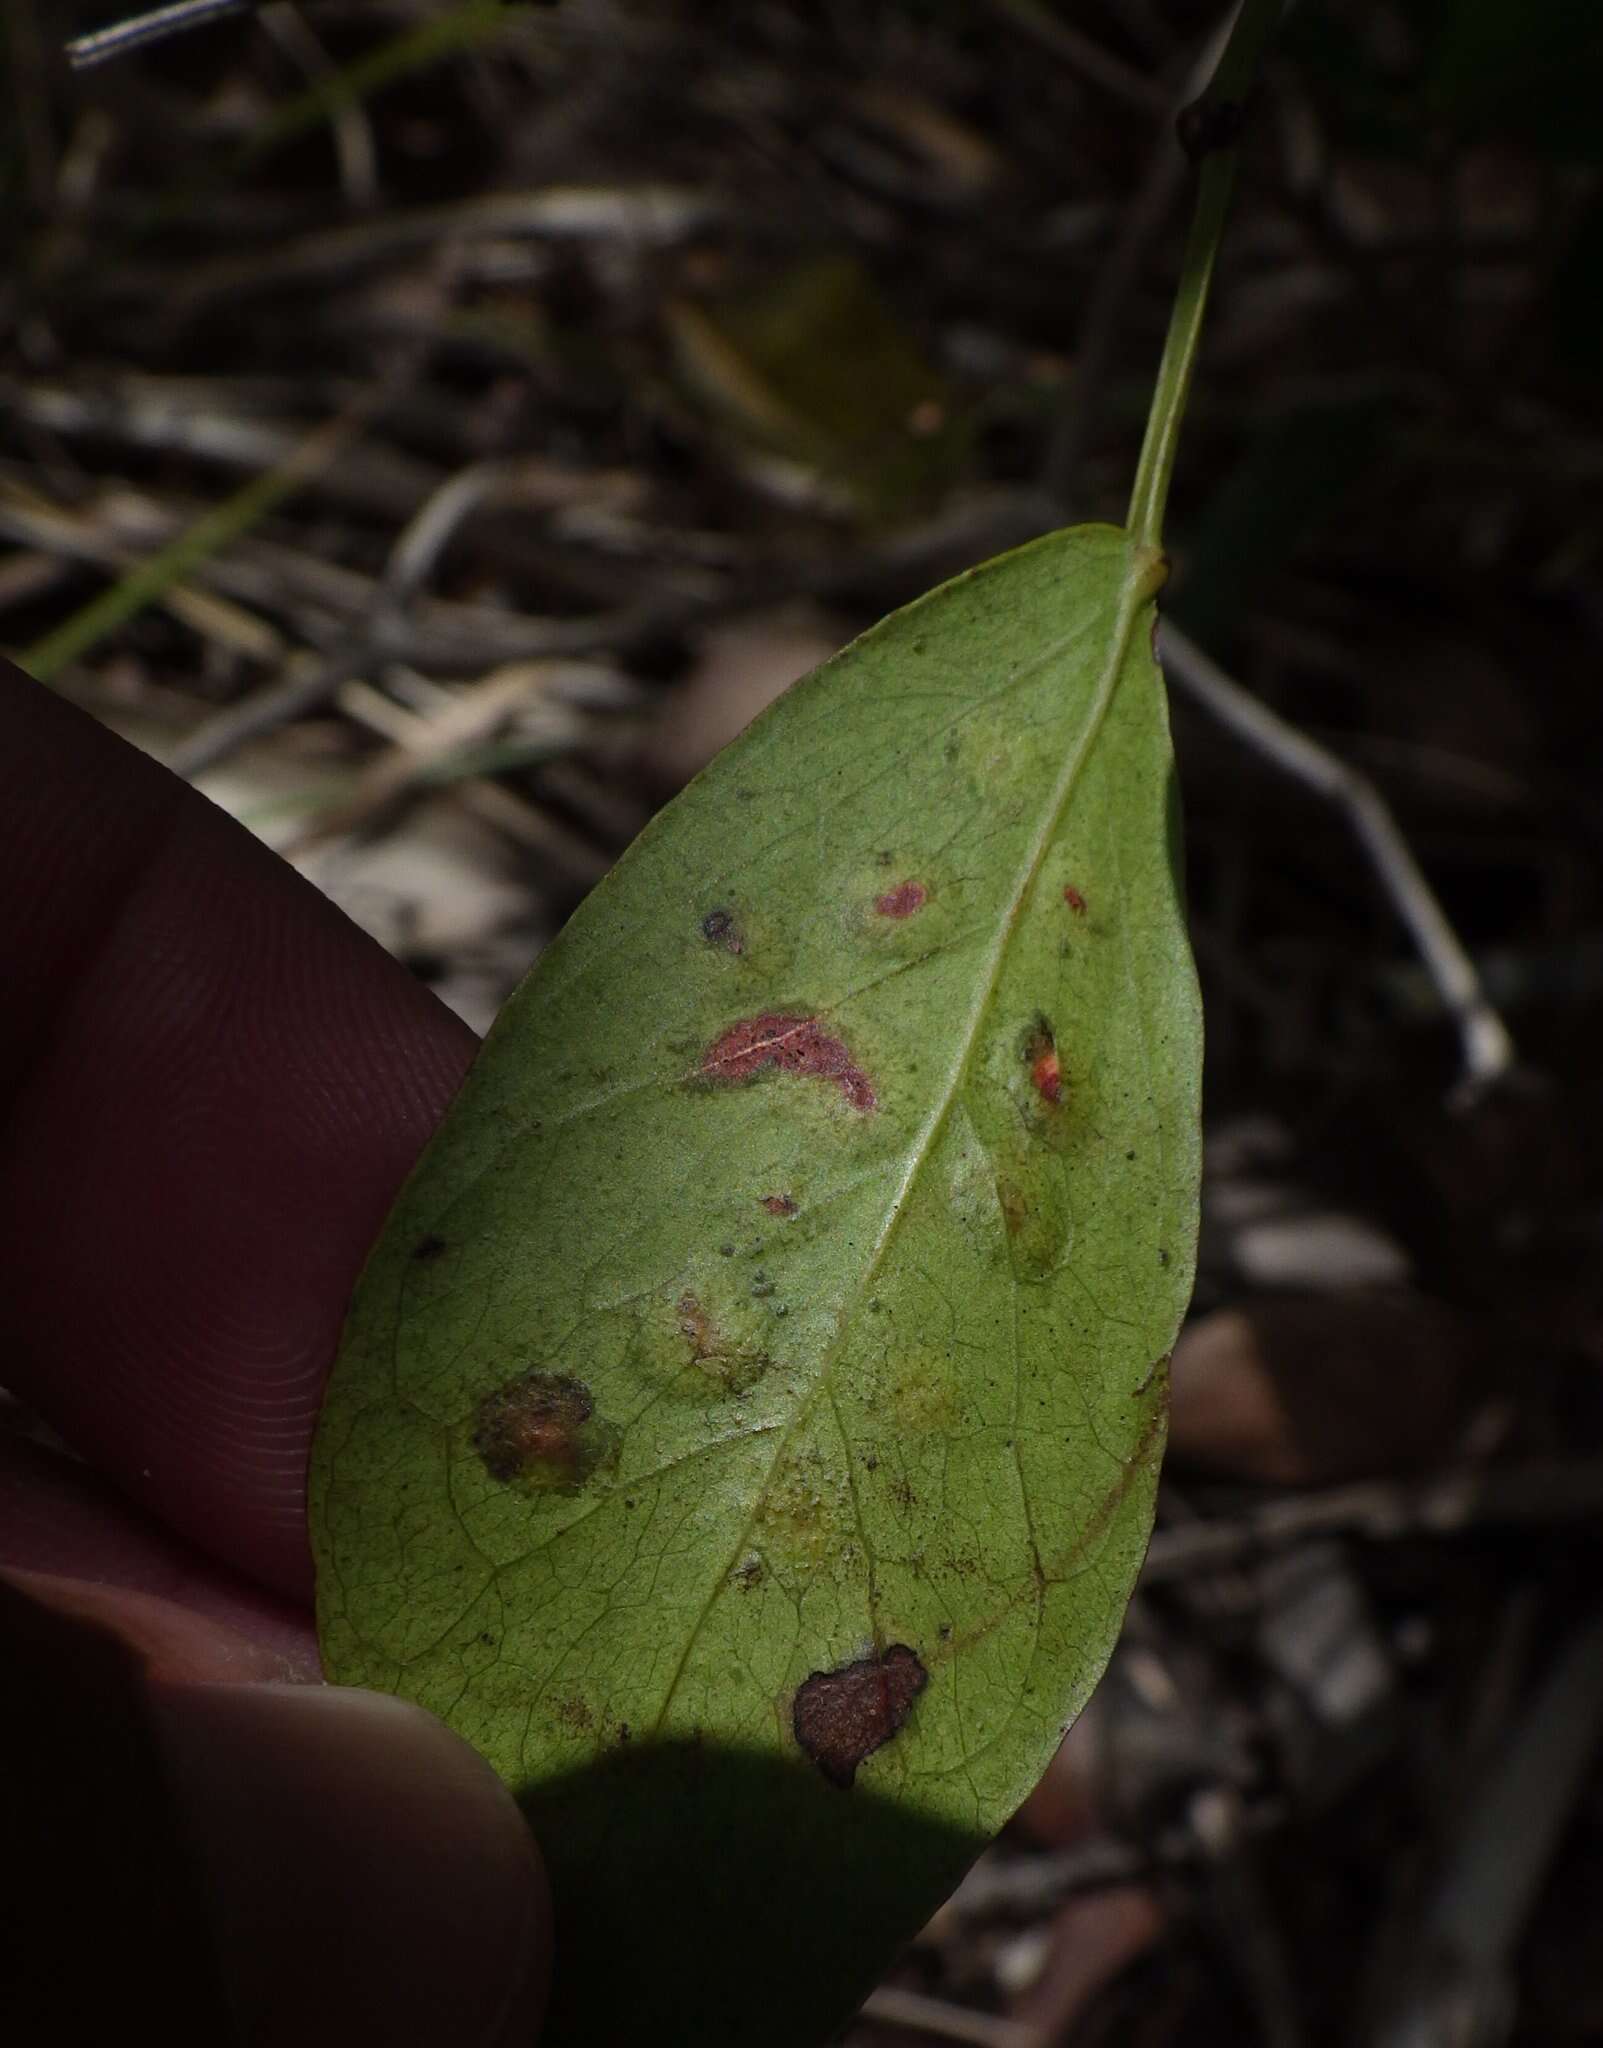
311,521,1201,2044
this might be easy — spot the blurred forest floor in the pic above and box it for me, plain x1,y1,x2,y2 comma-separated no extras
6,3,1603,2044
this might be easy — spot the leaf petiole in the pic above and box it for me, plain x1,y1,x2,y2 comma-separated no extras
1126,0,1285,555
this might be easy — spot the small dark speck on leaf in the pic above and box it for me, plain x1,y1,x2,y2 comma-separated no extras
939,1623,952,1641
874,879,928,919
1158,1248,1170,1267
1125,1150,1136,1161
412,1234,447,1262
479,1632,495,1646
719,1243,735,1257
793,1644,928,1789
701,908,745,955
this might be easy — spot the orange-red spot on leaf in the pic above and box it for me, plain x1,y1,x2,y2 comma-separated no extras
703,1013,876,1113
874,880,928,919
1063,886,1087,914
1025,1018,1063,1105
761,1194,798,1217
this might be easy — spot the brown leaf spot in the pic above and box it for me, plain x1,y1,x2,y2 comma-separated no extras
676,1293,769,1394
677,1292,713,1357
473,1372,616,1493
793,1644,928,1789
998,1182,1029,1236
874,879,928,919
1062,885,1087,915
703,1012,876,1113
761,1193,798,1217
701,908,744,955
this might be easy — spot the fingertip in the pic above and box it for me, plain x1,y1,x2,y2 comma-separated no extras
152,1683,551,2048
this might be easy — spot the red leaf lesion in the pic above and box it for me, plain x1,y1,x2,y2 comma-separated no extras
1062,885,1087,914
874,879,928,919
761,1193,798,1217
703,1013,876,1113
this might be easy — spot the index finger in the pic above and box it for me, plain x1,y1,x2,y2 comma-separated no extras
0,661,477,1600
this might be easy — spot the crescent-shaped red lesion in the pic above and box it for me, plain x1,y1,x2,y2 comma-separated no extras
702,1013,877,1113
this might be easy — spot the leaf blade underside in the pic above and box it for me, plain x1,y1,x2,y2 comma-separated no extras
312,521,1201,2045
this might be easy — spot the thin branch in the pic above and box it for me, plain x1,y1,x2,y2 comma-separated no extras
258,4,379,211
1143,1460,1603,1583
1158,620,1517,1097
65,0,257,70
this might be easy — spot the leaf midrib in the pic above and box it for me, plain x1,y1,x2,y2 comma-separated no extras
637,539,1159,1750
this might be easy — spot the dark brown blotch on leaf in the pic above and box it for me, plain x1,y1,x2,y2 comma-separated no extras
473,1371,614,1493
874,879,928,919
793,1644,928,1789
703,1012,876,1113
412,1233,447,1262
701,908,744,955
761,1193,798,1217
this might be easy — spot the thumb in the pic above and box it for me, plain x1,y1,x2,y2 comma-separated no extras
1,1578,550,2047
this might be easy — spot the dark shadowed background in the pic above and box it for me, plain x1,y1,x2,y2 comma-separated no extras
5,4,1603,2044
